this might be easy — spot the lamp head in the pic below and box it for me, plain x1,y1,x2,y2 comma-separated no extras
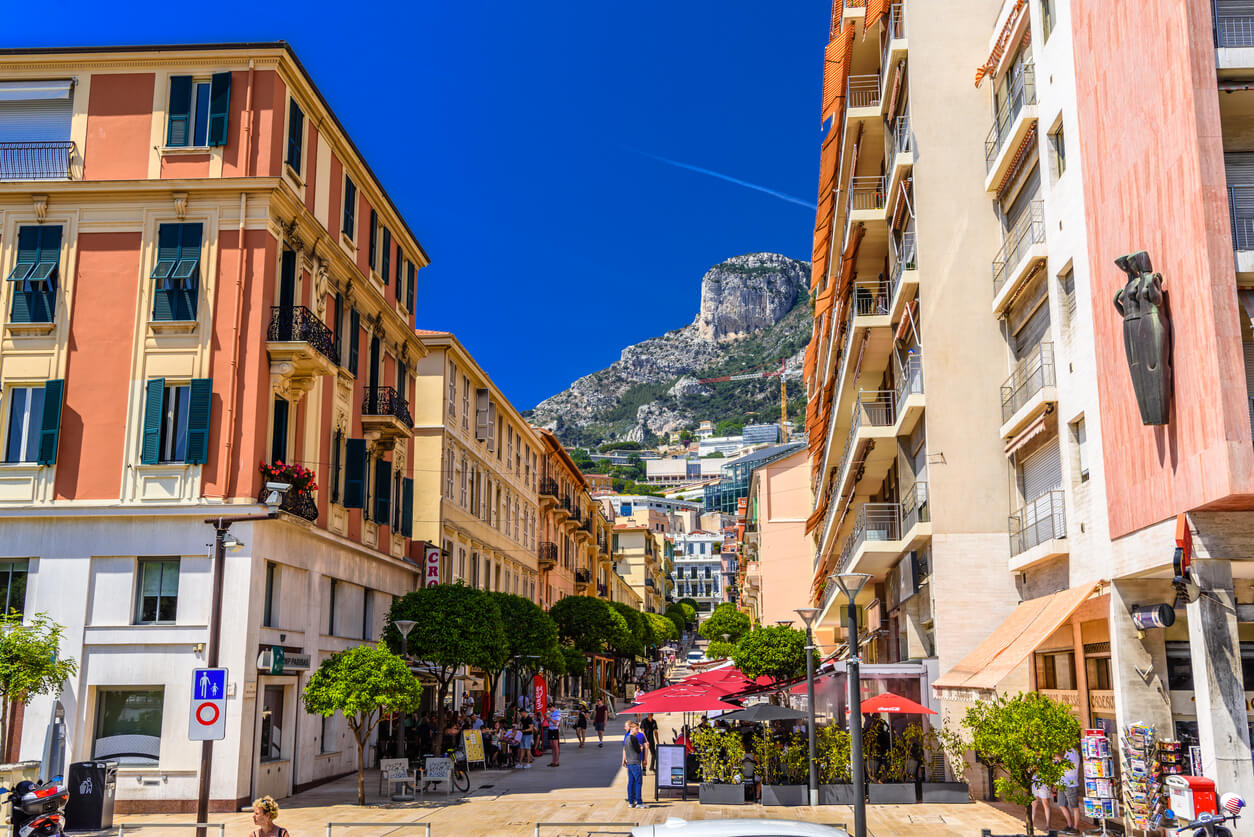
776,619,794,628
263,481,292,508
794,607,820,627
393,619,417,637
831,572,872,599
222,534,245,552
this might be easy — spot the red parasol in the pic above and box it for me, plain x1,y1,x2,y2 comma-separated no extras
859,691,937,715
619,692,743,714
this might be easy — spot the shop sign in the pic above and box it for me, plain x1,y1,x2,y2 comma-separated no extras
1170,690,1254,717
425,544,441,588
257,647,311,674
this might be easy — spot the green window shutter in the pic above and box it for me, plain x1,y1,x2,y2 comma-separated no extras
6,227,39,282
37,379,64,466
141,378,166,465
407,262,416,312
348,308,360,374
342,177,356,239
381,228,391,285
401,477,414,537
333,292,344,361
343,438,366,508
167,76,193,147
152,224,179,320
175,224,202,320
374,458,392,525
368,210,378,271
207,72,231,147
287,98,304,170
185,378,212,464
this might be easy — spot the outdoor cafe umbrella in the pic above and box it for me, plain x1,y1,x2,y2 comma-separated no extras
715,703,810,723
619,692,743,714
859,691,937,715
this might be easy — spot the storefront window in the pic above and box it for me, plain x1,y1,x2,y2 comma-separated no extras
259,685,285,762
93,688,164,765
1168,641,1254,691
1085,655,1112,690
1034,650,1076,690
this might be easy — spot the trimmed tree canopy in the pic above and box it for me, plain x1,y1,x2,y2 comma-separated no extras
561,645,588,677
679,603,696,624
732,625,812,684
490,592,559,665
550,595,632,655
646,612,678,644
677,597,699,611
699,602,751,644
704,640,737,660
385,585,507,685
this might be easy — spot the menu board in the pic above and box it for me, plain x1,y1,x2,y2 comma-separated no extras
656,744,687,789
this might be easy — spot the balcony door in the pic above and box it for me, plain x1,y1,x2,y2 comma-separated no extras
368,334,380,405
277,248,296,339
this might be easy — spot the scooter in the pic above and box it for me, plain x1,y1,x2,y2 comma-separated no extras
1173,792,1246,837
0,777,69,836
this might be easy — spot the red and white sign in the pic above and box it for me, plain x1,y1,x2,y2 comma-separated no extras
188,667,227,741
533,674,547,720
425,544,442,588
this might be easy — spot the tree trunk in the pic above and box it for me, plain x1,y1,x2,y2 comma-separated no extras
434,680,450,755
357,735,367,805
0,696,10,765
1024,802,1033,837
485,671,501,720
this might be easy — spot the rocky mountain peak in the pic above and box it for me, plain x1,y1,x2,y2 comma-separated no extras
693,253,809,342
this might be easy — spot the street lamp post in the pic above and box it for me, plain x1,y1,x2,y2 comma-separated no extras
832,572,871,837
795,606,821,807
392,619,417,757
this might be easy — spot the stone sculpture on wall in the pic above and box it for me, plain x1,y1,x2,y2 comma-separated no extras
1113,250,1173,425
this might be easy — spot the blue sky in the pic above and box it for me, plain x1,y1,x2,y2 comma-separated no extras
6,1,827,408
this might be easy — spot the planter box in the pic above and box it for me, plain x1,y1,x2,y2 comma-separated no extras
921,781,970,803
819,784,858,805
868,783,918,804
699,783,748,805
761,784,807,806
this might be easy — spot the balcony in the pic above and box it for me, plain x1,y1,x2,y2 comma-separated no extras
847,74,881,114
1229,185,1254,274
847,175,888,219
889,114,913,187
266,306,338,401
538,541,558,570
1216,14,1254,70
574,568,592,591
538,476,559,509
880,5,909,113
361,386,413,448
597,582,608,598
0,141,77,181
894,351,925,434
270,487,318,523
833,390,897,500
983,64,1037,192
902,480,929,534
1009,489,1068,570
852,278,891,319
1000,342,1057,437
990,201,1046,313
574,516,593,542
839,502,919,577
888,231,918,322
645,577,656,589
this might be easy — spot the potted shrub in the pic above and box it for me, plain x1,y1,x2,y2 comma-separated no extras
868,723,919,804
817,725,857,805
757,731,808,806
920,725,972,803
692,726,748,805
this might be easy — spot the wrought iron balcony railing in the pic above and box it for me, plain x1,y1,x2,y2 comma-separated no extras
0,141,76,181
575,568,592,585
268,306,339,364
538,541,558,568
1000,342,1056,423
992,201,1045,295
539,476,559,498
362,386,413,429
984,63,1036,172
1009,489,1066,556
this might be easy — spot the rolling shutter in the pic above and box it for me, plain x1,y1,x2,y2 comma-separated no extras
141,379,165,465
1013,299,1051,359
185,378,212,465
1019,436,1061,505
37,379,64,466
343,438,366,509
373,458,391,525
0,81,73,143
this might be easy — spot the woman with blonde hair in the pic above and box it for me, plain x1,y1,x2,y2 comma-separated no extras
250,795,289,837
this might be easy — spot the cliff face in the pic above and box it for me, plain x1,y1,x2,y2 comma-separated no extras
528,253,811,447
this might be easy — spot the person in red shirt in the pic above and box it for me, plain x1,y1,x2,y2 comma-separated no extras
593,698,609,748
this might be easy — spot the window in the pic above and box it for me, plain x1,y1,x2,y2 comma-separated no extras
150,223,202,321
381,227,391,286
445,448,454,498
348,308,360,374
271,396,289,465
1086,655,1112,691
166,73,230,148
362,588,374,640
328,578,339,636
405,261,416,312
320,713,338,754
458,547,466,581
392,470,403,530
141,378,210,465
286,98,304,173
458,453,467,507
1072,417,1089,482
1059,268,1076,325
333,293,344,363
448,362,457,417
94,688,164,765
368,210,378,272
135,558,180,624
461,376,470,429
1040,0,1055,42
1049,121,1066,178
1033,650,1075,690
342,175,357,240
330,429,343,504
260,685,285,762
263,561,278,628
7,224,61,324
4,385,45,463
0,559,27,615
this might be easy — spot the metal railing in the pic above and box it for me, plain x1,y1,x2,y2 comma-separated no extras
539,476,558,498
895,352,924,408
889,230,918,303
268,305,340,364
886,3,906,39
984,64,1036,172
1009,489,1066,556
538,541,558,568
0,141,76,180
992,201,1045,295
278,489,319,522
853,278,890,316
854,389,896,429
903,480,929,531
847,74,882,109
847,175,887,213
362,386,414,429
844,0,868,8
575,568,592,585
1001,342,1056,423
893,114,912,156
844,502,904,570
1229,185,1254,250
1217,15,1254,47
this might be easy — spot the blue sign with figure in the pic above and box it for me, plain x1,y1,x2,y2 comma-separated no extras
189,668,227,741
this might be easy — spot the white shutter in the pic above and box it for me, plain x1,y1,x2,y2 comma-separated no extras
487,402,498,452
1019,437,1062,510
0,97,73,143
475,388,490,441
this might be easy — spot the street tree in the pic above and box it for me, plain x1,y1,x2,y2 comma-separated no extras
561,645,588,678
732,625,812,686
698,602,751,644
963,692,1081,836
485,592,559,718
645,612,678,645
302,645,422,805
664,605,687,638
610,601,647,658
0,612,77,758
385,585,506,750
704,640,737,660
677,597,699,611
550,595,631,654
678,602,697,625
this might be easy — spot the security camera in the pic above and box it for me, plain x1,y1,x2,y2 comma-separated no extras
263,481,292,508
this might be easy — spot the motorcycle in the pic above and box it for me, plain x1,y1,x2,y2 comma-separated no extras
0,777,69,836
1173,792,1246,837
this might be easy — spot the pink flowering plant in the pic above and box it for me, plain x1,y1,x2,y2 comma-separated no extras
259,461,318,494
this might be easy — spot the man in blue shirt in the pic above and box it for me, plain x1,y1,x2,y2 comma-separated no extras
622,720,649,808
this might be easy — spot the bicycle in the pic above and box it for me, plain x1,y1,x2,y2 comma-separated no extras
418,747,471,794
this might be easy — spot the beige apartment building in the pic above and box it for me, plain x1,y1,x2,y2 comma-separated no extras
611,525,667,614
739,448,811,627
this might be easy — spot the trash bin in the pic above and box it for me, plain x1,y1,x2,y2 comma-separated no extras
65,760,116,831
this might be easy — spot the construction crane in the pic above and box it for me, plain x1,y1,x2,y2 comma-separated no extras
697,358,792,441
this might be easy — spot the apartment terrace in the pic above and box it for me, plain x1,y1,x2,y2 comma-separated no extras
990,201,1047,314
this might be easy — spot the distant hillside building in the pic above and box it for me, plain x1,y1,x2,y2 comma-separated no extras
742,423,782,445
696,420,716,439
672,531,725,610
698,436,745,457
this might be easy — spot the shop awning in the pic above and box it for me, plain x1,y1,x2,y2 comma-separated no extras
933,581,1099,692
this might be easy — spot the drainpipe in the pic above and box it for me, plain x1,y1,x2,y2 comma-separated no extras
224,59,256,499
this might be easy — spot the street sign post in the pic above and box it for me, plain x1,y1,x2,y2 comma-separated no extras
189,668,227,741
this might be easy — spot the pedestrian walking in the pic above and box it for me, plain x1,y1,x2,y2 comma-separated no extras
250,796,289,837
640,713,659,772
1032,775,1056,831
622,720,649,809
575,707,588,748
1056,747,1082,833
594,697,609,748
519,713,535,767
547,704,562,766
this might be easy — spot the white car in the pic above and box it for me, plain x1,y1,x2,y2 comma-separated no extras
631,818,848,836
686,650,705,663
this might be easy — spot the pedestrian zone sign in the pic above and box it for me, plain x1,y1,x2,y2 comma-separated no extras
189,668,227,741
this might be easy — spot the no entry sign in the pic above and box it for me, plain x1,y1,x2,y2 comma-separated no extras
189,668,227,741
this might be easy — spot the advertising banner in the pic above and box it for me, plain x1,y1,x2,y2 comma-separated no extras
533,674,548,721
425,544,442,587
